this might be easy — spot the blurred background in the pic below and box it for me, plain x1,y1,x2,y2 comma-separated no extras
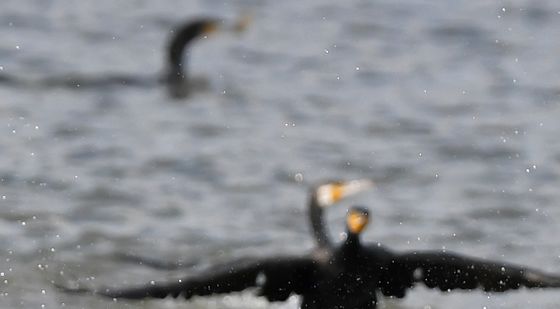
1,0,560,308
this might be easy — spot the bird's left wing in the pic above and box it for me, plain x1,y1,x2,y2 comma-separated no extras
55,256,316,302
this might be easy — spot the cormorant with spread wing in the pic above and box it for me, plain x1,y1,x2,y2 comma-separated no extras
56,206,560,308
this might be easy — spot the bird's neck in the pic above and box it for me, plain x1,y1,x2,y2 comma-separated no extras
166,29,199,83
167,51,189,84
342,231,361,255
309,195,330,248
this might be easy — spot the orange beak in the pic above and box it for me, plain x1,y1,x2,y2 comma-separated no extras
347,210,369,234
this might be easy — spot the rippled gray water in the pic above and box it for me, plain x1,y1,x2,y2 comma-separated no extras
2,0,560,308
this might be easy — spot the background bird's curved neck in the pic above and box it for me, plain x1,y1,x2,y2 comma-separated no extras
167,28,199,83
167,52,189,84
309,194,331,248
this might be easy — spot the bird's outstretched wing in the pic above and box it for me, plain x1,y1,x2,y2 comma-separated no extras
113,252,200,270
376,250,560,296
55,256,316,302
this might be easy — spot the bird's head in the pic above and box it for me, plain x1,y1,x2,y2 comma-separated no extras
167,16,250,69
346,206,370,235
185,18,221,39
167,18,221,69
183,14,251,39
314,179,375,208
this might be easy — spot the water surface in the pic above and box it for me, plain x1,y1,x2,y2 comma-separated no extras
1,0,560,308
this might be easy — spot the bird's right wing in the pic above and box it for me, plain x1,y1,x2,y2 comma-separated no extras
55,256,316,302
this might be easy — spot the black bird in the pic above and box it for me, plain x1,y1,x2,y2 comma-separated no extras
113,179,374,270
56,206,560,308
1,16,249,98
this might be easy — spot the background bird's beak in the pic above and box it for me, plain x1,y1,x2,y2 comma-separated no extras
347,210,369,234
232,14,252,33
338,179,375,199
316,179,375,208
206,14,250,37
330,179,376,204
